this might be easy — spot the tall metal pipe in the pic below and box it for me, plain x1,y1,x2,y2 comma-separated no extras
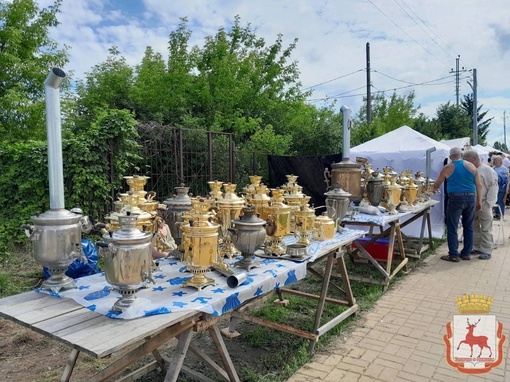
44,68,66,209
425,147,436,179
341,105,351,161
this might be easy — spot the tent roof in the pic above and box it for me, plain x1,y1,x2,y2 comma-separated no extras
440,137,471,149
351,125,451,153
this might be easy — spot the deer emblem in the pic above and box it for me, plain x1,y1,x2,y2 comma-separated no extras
457,318,492,357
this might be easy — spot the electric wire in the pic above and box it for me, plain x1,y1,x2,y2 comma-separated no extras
397,0,458,60
301,69,364,91
367,0,449,66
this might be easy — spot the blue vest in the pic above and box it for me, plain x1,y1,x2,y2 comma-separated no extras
447,160,475,193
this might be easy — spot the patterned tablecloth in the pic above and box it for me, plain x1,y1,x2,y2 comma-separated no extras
36,228,363,320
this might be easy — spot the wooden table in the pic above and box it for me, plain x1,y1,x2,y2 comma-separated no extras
222,229,365,353
0,291,241,382
0,252,309,382
340,200,438,291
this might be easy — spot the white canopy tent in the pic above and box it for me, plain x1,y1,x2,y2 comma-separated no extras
472,144,490,163
440,137,471,151
349,125,450,239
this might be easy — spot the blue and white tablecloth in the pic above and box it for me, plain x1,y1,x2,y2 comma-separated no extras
36,229,364,320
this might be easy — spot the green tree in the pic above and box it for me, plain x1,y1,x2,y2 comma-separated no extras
433,102,472,140
493,141,508,152
71,47,134,133
351,91,418,146
0,0,68,142
460,94,492,145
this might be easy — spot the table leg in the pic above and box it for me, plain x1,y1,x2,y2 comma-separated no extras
163,329,194,382
308,250,335,353
61,348,80,382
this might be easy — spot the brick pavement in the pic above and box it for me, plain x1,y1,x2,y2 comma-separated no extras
288,218,510,382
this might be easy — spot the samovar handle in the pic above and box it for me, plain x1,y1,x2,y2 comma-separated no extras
323,168,331,190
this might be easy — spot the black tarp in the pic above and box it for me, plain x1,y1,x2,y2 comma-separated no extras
268,153,343,213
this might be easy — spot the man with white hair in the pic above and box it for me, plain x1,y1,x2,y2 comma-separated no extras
432,147,482,262
463,149,498,260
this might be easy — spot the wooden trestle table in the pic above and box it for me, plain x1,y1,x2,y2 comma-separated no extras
340,199,439,291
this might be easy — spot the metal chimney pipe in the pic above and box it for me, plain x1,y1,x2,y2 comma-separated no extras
341,105,351,161
425,146,436,179
44,68,66,210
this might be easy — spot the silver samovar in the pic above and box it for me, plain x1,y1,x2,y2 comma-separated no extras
163,184,192,245
366,170,385,207
23,68,84,292
324,184,351,224
217,183,245,258
229,205,267,271
179,198,221,290
97,213,154,312
262,188,291,256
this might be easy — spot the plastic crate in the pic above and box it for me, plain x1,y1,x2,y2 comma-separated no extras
351,236,394,262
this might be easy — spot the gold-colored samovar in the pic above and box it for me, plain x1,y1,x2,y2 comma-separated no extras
208,180,224,202
248,182,271,217
262,188,291,256
217,183,245,258
402,170,419,205
242,175,263,198
105,190,154,232
293,198,316,246
282,174,306,231
385,176,403,214
179,198,221,290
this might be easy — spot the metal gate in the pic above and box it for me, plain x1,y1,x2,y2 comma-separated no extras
134,126,268,201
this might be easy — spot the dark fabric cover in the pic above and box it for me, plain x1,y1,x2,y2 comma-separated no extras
268,153,343,213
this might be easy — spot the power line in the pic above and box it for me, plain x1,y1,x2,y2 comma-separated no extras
367,0,449,66
398,0,458,59
300,69,364,91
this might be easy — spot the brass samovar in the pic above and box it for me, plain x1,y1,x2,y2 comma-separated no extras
293,198,316,246
385,176,403,214
262,188,291,256
217,183,245,258
105,191,154,232
248,182,271,217
208,180,224,201
282,174,306,231
242,175,263,198
179,198,221,290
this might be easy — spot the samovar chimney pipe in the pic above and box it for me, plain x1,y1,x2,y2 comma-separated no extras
44,68,66,210
341,105,351,161
425,146,436,179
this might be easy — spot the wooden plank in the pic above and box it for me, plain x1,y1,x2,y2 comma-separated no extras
279,288,350,306
207,325,240,382
231,311,317,341
163,329,194,382
180,365,217,382
0,290,46,307
0,293,69,318
115,361,160,382
189,342,229,381
14,298,86,326
53,311,198,359
33,308,102,334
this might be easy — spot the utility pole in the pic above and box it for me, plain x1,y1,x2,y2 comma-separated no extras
449,55,464,106
366,42,371,124
472,68,478,146
504,111,507,149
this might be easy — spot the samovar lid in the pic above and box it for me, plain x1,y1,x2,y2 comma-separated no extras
32,208,83,225
232,205,266,226
163,184,192,206
104,213,152,242
324,185,351,198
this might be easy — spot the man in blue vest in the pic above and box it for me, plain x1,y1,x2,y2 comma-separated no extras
432,147,482,262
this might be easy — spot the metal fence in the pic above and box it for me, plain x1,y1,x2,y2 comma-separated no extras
134,126,269,201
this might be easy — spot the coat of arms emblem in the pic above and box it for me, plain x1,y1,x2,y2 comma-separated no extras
444,294,506,374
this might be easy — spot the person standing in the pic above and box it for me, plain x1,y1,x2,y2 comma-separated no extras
491,155,509,219
432,147,482,262
463,149,498,260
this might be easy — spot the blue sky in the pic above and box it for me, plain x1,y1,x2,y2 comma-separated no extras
37,0,510,146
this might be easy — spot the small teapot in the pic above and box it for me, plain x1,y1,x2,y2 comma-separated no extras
312,213,338,241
